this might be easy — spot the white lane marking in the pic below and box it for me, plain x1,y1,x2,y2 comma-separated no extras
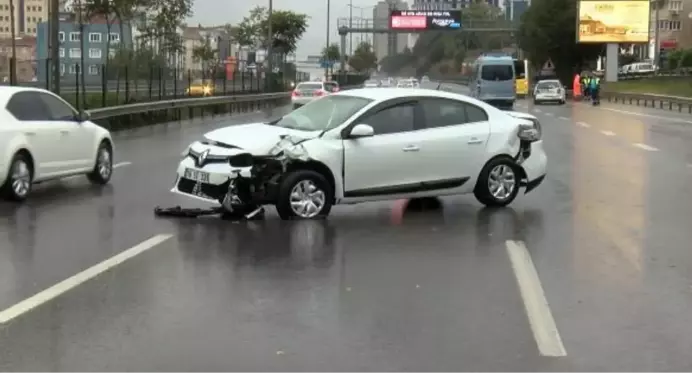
632,143,658,151
602,107,692,124
113,161,132,169
534,108,542,113
600,130,615,136
558,116,569,120
576,121,590,128
506,240,567,357
545,112,553,116
0,234,173,324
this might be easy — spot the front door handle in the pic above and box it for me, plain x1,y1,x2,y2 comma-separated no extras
60,130,71,135
402,145,419,152
467,138,483,145
24,132,36,136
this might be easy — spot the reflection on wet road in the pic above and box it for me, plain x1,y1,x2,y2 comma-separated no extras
2,92,692,371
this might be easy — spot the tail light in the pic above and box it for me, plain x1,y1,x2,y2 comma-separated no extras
314,90,325,96
292,90,300,97
333,87,340,92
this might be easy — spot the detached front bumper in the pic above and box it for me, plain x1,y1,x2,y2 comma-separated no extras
171,156,236,203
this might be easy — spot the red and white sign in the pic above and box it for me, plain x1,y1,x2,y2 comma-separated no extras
390,16,427,29
660,40,677,49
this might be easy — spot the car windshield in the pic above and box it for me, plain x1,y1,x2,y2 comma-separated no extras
537,81,561,89
270,95,373,132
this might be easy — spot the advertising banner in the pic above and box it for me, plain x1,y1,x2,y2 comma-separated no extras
390,10,462,31
577,0,650,43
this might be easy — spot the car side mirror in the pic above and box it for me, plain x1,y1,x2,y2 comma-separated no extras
348,124,374,138
76,110,91,122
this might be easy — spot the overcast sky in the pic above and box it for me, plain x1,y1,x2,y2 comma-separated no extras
188,0,391,58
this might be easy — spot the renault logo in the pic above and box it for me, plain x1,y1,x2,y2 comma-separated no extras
197,149,210,167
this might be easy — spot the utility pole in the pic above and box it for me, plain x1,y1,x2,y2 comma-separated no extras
325,0,331,80
653,0,660,67
267,0,273,89
50,0,60,93
9,0,16,85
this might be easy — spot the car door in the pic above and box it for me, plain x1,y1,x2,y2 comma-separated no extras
37,92,91,170
342,100,430,197
5,92,64,178
417,98,491,192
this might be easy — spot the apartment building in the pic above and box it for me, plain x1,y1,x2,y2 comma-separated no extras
0,0,48,37
650,0,692,52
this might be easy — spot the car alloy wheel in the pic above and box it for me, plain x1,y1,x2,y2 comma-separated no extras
97,147,112,180
487,164,516,201
289,179,326,218
11,159,31,199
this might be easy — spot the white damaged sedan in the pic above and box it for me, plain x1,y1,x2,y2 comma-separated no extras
172,88,547,219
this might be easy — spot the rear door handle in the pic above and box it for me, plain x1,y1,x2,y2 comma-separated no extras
467,138,483,145
24,132,36,136
402,145,419,152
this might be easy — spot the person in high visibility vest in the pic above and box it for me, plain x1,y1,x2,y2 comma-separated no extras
582,74,591,100
589,74,601,105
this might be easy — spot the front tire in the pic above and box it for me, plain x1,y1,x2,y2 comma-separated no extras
87,141,113,185
1,152,33,202
276,170,333,220
474,157,520,207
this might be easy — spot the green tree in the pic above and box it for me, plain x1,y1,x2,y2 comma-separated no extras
192,36,218,78
680,49,692,68
322,43,340,63
517,0,601,81
348,42,377,73
261,10,308,54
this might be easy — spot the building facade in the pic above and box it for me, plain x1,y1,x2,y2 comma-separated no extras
649,0,692,57
373,0,409,62
0,35,36,81
0,0,48,37
35,13,132,83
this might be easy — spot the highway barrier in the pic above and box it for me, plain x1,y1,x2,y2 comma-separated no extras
602,91,692,113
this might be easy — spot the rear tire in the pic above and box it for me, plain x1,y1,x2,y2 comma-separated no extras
474,157,521,207
1,152,33,202
275,170,333,220
87,141,113,185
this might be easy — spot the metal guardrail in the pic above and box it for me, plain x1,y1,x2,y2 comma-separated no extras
87,91,290,120
602,91,692,113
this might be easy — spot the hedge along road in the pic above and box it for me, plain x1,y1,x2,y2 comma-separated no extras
2,88,692,370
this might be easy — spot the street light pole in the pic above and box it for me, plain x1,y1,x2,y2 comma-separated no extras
325,0,330,80
9,0,16,85
349,0,353,56
267,0,273,89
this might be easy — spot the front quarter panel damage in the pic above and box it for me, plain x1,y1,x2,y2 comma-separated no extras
222,135,343,212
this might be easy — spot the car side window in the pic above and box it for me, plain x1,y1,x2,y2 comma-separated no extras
6,92,51,121
39,93,77,121
361,103,416,135
421,98,489,128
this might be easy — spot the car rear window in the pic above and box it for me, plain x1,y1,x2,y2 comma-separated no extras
324,82,339,92
481,64,513,81
537,82,560,89
297,83,322,90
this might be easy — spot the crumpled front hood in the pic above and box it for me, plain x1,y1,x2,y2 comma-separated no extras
203,122,318,155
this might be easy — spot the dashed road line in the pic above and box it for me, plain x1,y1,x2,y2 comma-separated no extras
558,116,569,120
632,143,658,151
545,112,553,116
576,122,590,128
0,234,174,324
506,240,567,357
113,161,132,169
600,130,615,136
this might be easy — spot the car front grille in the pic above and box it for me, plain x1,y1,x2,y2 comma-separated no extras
177,178,228,200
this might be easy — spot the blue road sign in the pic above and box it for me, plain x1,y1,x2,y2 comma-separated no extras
320,60,335,68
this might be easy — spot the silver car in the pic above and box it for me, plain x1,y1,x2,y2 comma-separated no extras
533,80,565,105
291,81,340,109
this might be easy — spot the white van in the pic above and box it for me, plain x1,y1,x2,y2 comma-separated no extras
470,55,516,110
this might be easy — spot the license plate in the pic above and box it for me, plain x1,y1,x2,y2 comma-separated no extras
184,168,210,183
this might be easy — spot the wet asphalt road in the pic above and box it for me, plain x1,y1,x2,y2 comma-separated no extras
2,84,692,371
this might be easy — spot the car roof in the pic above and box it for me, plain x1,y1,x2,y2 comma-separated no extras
335,87,472,102
536,79,561,84
0,86,53,105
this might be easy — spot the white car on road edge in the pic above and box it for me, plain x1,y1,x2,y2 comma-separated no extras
533,79,566,105
172,88,547,219
0,87,114,201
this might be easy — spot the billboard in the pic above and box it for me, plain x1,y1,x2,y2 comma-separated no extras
577,0,650,43
390,10,462,31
